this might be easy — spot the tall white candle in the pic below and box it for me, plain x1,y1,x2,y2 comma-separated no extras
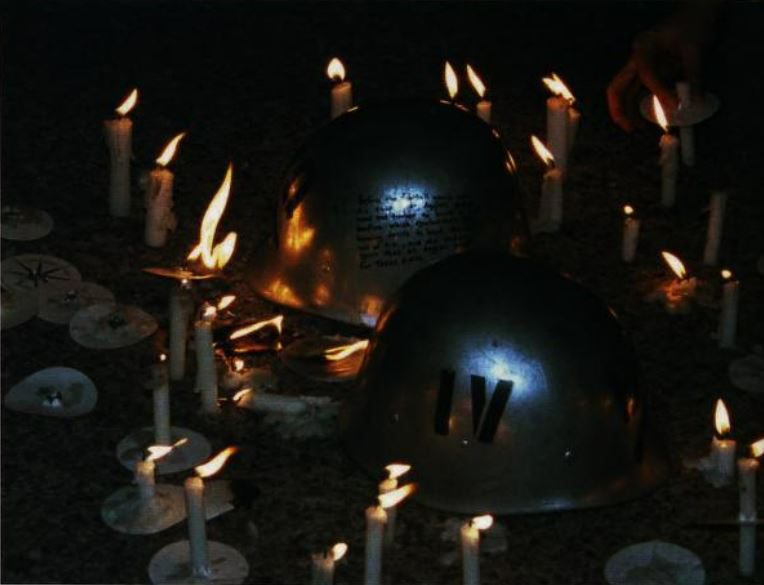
460,515,492,585
136,459,156,501
719,270,739,349
169,282,193,381
104,89,137,217
184,476,210,578
364,505,386,585
676,82,695,166
152,359,171,445
194,305,218,414
145,168,175,247
622,205,640,263
327,58,352,120
379,478,398,547
659,133,679,207
546,95,568,174
542,167,563,230
710,398,736,484
738,439,763,576
703,191,727,266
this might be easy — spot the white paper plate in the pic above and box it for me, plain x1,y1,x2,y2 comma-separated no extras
1,206,54,241
117,426,212,475
1,287,38,330
38,281,115,325
640,93,720,127
102,484,186,535
70,303,158,349
4,367,97,417
1,254,81,294
149,541,249,585
605,541,705,585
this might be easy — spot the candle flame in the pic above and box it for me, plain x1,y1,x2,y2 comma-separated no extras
714,398,731,436
378,483,415,508
466,64,486,98
721,269,733,281
232,358,245,372
471,514,493,531
229,315,284,340
751,438,764,458
146,438,189,462
159,353,167,363
233,387,252,403
624,205,634,216
444,61,458,100
195,446,239,478
202,304,217,320
385,463,412,480
542,73,575,104
155,132,186,167
652,95,669,133
530,135,555,168
661,251,687,280
505,151,517,174
327,58,346,82
217,295,236,311
323,339,369,361
115,88,138,116
187,164,238,271
331,543,348,562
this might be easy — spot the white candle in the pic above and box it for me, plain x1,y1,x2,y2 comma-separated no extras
676,82,695,166
145,168,175,247
622,205,640,263
311,553,335,585
703,191,727,266
659,133,679,207
194,305,218,414
152,359,171,446
184,476,210,578
567,107,581,154
460,515,492,585
136,459,156,500
711,435,736,479
542,167,564,230
169,283,193,381
719,270,739,349
364,505,386,585
546,95,568,174
327,58,352,120
738,439,763,576
104,89,137,217
379,478,398,547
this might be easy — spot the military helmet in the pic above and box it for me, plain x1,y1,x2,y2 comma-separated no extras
250,99,527,327
341,252,669,514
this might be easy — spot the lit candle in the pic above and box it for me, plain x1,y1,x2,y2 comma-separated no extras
710,398,736,484
719,269,739,349
466,64,491,124
152,354,171,446
653,96,679,208
444,61,458,103
194,304,219,414
542,73,576,173
221,357,251,391
531,135,563,231
135,458,156,501
703,191,728,266
327,58,352,120
738,438,763,576
622,205,640,263
364,505,386,585
311,542,347,585
660,251,697,313
676,82,694,166
145,132,184,247
378,463,411,547
185,447,238,579
169,280,194,381
104,88,138,217
460,515,493,585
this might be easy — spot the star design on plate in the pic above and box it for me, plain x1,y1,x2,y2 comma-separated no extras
6,257,73,289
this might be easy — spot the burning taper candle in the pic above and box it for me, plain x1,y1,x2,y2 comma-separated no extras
311,542,347,585
195,304,218,414
169,279,194,381
622,205,640,263
145,132,184,247
542,73,578,172
653,96,679,208
461,515,493,585
104,89,138,217
710,398,736,485
738,438,763,576
719,269,739,349
378,463,411,547
703,191,728,266
444,61,458,103
660,251,697,313
466,64,491,124
364,483,415,585
327,58,353,120
152,354,171,446
531,135,563,232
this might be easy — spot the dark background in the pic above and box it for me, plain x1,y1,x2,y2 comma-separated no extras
2,2,764,584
